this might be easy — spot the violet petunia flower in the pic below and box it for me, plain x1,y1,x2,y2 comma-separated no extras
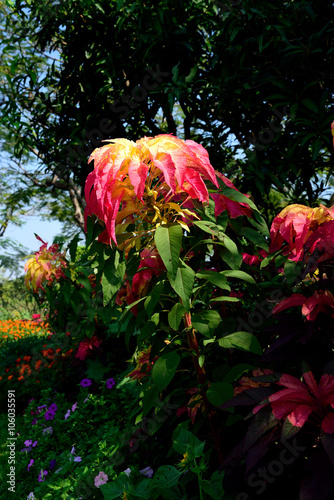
106,378,116,389
27,459,34,471
139,466,154,478
80,378,92,388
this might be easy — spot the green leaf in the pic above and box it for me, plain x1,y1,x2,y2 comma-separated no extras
168,302,186,330
144,281,164,317
86,358,109,383
101,250,126,306
218,331,263,355
169,261,195,312
240,227,269,251
222,269,256,284
142,385,160,417
206,382,233,406
196,270,230,290
210,295,240,303
151,465,182,489
155,224,182,280
191,310,221,337
224,363,256,382
152,351,180,391
284,259,303,286
173,428,205,458
199,471,225,499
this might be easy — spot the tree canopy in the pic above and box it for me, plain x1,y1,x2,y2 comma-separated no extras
1,0,334,235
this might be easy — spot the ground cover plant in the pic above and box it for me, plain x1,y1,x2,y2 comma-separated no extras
1,132,334,499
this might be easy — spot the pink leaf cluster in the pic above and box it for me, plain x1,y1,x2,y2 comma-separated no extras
24,236,66,292
272,290,334,321
84,135,219,244
255,372,334,433
84,135,251,245
269,204,334,261
75,335,102,361
116,247,165,314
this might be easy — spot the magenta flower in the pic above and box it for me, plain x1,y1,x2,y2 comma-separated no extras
94,471,108,487
106,378,116,389
72,402,78,412
24,440,32,447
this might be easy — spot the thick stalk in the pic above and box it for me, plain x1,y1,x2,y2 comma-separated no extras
184,311,224,464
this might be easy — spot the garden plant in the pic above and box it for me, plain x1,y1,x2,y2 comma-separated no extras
1,132,334,499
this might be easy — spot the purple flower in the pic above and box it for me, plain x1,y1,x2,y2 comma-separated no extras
71,402,78,412
24,440,32,447
49,459,56,470
70,446,76,455
106,378,116,389
123,468,131,477
31,418,37,425
64,409,71,420
38,469,48,482
139,466,154,478
94,471,108,487
27,459,34,471
21,446,32,453
73,456,82,462
32,441,38,447
36,405,47,414
42,427,53,436
45,410,55,421
80,378,92,388
27,493,35,500
48,403,57,412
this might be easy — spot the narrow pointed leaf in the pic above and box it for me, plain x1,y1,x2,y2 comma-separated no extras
155,224,182,280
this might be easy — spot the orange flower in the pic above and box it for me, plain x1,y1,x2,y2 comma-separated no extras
42,348,54,359
23,355,31,362
35,360,42,371
18,376,24,381
8,375,13,380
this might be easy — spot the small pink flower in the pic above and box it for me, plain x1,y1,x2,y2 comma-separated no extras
94,471,108,487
